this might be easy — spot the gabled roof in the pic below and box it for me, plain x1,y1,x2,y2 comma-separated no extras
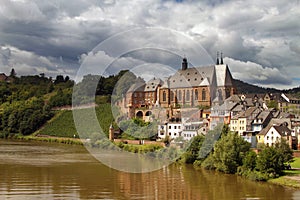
168,66,215,89
0,73,8,82
239,107,260,118
215,64,234,87
144,78,163,92
257,118,291,136
252,110,272,124
272,125,292,137
199,77,210,86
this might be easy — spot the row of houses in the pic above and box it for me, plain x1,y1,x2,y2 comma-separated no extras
157,92,300,149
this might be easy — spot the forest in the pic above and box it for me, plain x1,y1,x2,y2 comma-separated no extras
0,69,134,137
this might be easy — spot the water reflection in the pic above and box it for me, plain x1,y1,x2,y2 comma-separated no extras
0,140,298,199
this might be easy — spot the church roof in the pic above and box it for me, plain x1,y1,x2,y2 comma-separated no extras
144,78,163,92
168,66,215,89
199,77,210,86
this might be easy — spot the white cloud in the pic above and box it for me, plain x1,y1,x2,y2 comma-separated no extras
0,45,74,78
225,57,294,89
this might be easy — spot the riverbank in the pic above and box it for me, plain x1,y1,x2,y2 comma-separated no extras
268,174,300,188
13,134,84,145
268,158,300,188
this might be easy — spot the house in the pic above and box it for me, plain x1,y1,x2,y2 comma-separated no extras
0,73,8,82
263,124,293,148
278,93,300,114
251,110,273,132
158,122,183,140
210,97,239,130
230,107,261,135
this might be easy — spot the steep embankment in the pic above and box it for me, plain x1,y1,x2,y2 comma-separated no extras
35,103,114,138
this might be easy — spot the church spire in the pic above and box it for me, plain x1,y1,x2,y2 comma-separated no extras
220,52,224,64
216,51,219,65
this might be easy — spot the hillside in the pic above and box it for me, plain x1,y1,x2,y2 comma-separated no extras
233,79,281,94
37,103,114,138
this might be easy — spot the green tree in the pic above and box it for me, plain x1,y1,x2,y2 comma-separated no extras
242,151,257,171
256,140,293,176
213,132,251,174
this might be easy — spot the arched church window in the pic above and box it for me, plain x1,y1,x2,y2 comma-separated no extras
178,90,182,101
163,91,166,102
186,90,190,101
195,89,198,100
202,89,206,101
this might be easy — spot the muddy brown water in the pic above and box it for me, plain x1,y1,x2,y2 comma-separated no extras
0,140,300,200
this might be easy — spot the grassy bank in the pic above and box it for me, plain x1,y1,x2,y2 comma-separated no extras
36,103,114,138
14,135,84,145
268,157,300,188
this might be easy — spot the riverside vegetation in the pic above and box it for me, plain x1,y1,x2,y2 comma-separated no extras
0,70,297,184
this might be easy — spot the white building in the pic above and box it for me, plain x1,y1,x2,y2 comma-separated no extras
264,125,292,147
158,122,183,140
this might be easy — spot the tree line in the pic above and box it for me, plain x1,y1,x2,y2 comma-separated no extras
180,124,293,181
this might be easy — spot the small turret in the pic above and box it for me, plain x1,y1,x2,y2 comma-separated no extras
216,51,219,65
182,57,188,70
109,123,114,141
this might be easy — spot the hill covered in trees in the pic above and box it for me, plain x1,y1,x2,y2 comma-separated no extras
0,70,135,138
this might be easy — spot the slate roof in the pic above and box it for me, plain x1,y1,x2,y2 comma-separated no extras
168,66,215,89
252,111,272,124
144,78,163,92
273,125,292,136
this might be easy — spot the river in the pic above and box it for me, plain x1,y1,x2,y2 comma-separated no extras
0,140,299,200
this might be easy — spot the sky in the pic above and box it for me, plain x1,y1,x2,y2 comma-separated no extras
0,0,299,89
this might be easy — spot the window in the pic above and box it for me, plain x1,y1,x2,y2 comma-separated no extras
170,91,174,101
178,90,182,101
169,133,171,136
174,126,177,129
174,133,177,136
178,126,181,129
169,126,171,129
186,90,190,101
163,91,166,102
195,89,198,100
202,89,206,100
160,132,164,135
267,136,269,140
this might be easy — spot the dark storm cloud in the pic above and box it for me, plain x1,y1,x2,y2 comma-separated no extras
0,0,299,89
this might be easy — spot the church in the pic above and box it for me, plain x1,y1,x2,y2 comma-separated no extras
124,54,236,119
